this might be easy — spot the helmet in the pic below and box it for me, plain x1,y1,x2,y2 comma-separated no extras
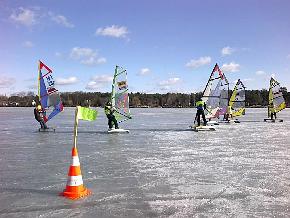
37,105,42,110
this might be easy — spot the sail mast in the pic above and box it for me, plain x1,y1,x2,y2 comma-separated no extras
37,60,41,103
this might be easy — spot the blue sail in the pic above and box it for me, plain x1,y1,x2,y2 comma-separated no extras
38,61,63,122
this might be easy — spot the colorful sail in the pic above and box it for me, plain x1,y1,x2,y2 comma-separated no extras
268,77,286,117
38,60,63,122
229,79,246,117
111,65,132,122
202,63,229,119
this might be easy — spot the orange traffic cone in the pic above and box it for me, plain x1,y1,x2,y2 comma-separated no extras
60,146,91,200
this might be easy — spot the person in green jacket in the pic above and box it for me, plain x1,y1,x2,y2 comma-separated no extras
104,101,119,130
195,98,207,126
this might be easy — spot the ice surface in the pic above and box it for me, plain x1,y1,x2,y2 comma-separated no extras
0,107,290,217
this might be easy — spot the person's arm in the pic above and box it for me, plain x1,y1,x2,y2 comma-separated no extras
203,103,207,110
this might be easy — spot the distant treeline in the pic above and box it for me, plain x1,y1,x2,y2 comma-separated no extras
1,88,290,108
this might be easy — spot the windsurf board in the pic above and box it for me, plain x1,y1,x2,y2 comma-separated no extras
108,128,130,134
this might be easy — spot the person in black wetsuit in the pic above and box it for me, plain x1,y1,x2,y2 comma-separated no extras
104,101,119,130
34,105,48,129
195,98,207,126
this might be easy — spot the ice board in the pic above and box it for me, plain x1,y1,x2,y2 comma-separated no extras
264,118,283,123
207,120,219,125
108,128,130,134
38,128,56,132
189,125,216,132
219,119,240,124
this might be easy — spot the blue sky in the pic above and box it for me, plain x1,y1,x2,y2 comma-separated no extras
1,0,290,95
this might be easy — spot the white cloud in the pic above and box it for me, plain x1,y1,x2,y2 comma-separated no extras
287,54,290,59
256,70,265,75
221,46,235,56
49,13,74,28
185,56,211,69
85,75,113,90
0,76,16,88
10,8,37,26
22,40,34,47
242,78,253,82
138,68,151,76
55,52,62,57
56,77,78,85
81,57,106,65
221,62,240,72
158,77,181,86
70,47,106,65
95,25,128,38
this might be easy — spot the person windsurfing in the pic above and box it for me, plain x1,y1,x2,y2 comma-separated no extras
269,102,277,120
223,105,233,121
195,98,207,126
104,101,119,130
34,105,48,129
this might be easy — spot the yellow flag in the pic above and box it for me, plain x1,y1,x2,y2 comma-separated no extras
77,106,97,121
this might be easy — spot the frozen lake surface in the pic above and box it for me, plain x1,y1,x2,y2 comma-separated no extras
0,107,290,217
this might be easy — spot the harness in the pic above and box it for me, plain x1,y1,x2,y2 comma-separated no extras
104,105,112,115
196,100,204,111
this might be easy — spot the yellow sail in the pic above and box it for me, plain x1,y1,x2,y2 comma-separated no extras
268,77,286,117
229,79,245,117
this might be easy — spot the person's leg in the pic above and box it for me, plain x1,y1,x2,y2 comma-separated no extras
202,111,206,125
43,121,48,129
113,116,119,129
40,120,47,129
39,121,44,129
107,115,113,129
197,111,201,126
274,112,277,119
271,113,273,120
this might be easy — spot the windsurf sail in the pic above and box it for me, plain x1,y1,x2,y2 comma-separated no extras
38,60,63,122
111,65,132,123
268,77,286,117
229,79,246,117
202,63,229,119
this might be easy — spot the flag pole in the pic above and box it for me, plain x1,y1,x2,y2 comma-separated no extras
73,106,79,148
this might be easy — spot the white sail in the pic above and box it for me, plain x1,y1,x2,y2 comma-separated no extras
111,65,132,123
202,63,229,119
